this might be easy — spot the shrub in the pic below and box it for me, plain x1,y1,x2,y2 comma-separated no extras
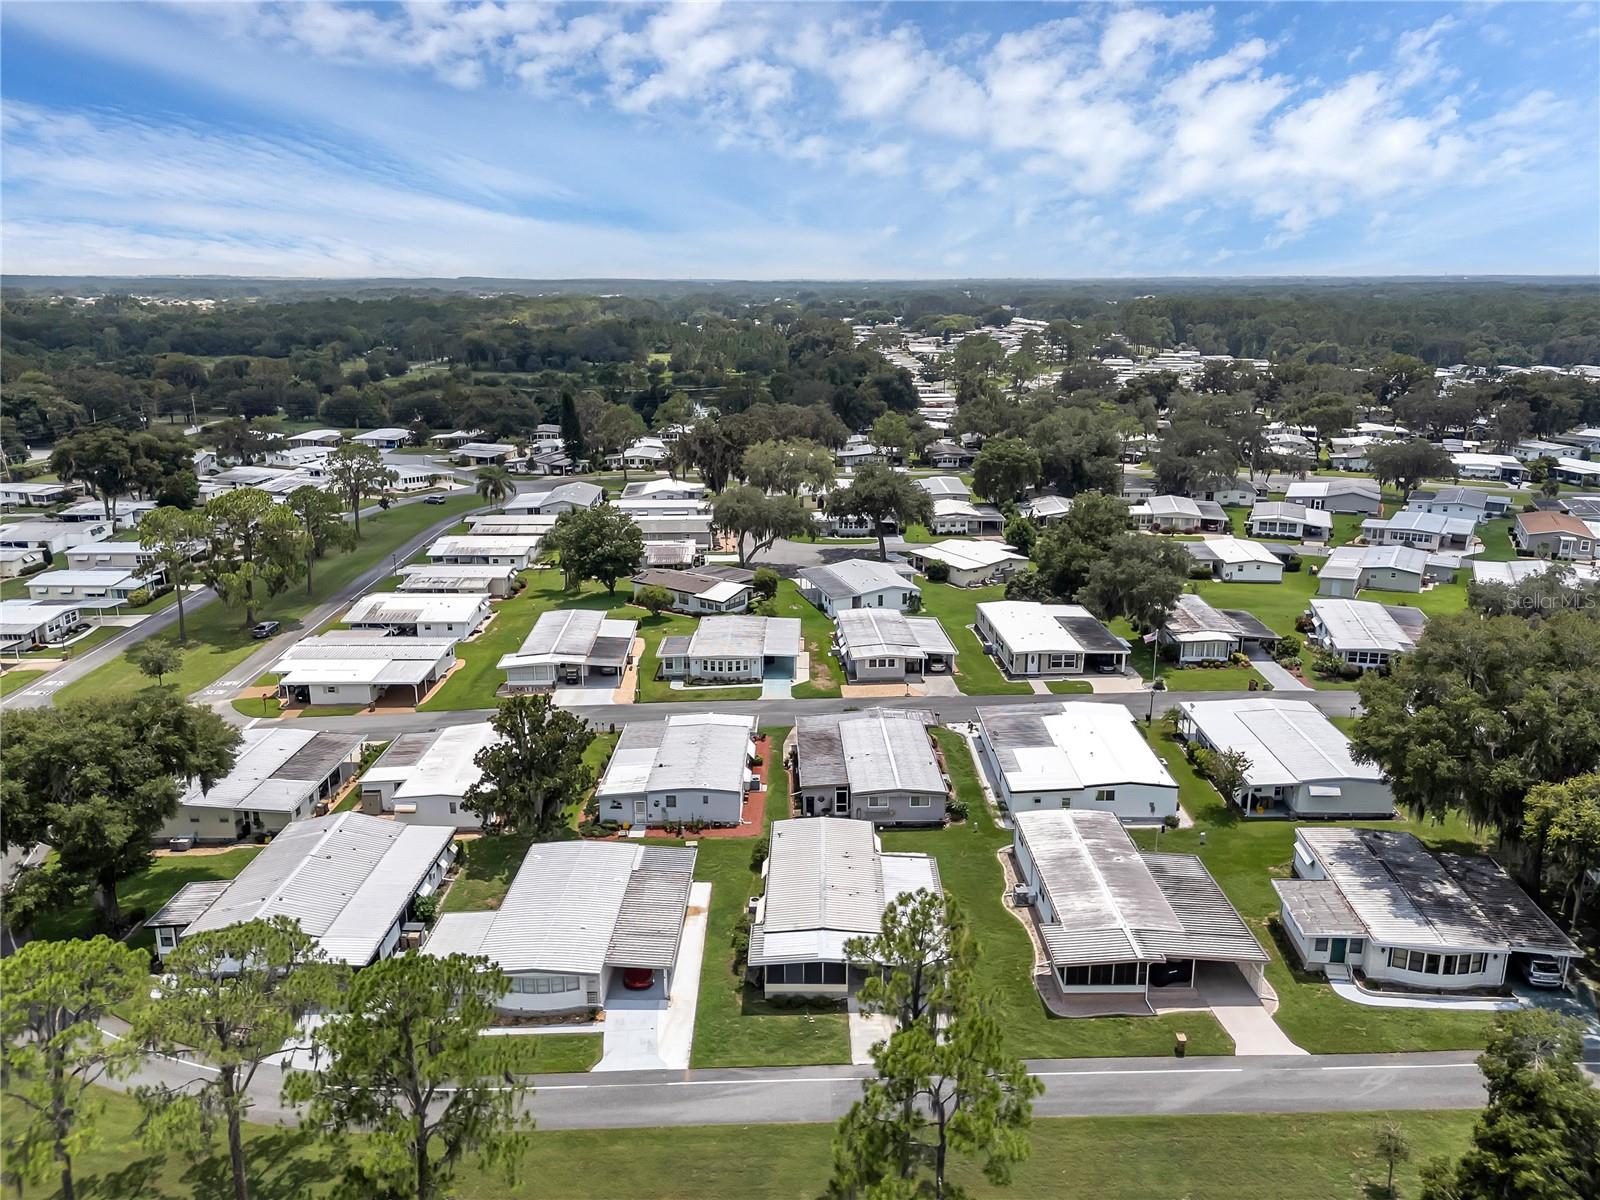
412,894,439,924
1295,613,1315,634
1273,633,1304,659
452,839,470,865
1338,662,1362,681
749,835,770,872
946,796,970,822
1163,814,1180,830
1188,565,1215,581
1284,553,1303,573
751,567,780,600
924,561,950,584
126,588,151,608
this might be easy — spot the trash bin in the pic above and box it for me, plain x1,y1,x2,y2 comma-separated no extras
1174,1032,1187,1059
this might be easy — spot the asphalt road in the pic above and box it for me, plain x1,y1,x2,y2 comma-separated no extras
2,493,490,712
289,686,1363,739
110,1045,1541,1130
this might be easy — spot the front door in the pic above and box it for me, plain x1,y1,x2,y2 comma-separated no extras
1329,938,1348,964
634,799,647,824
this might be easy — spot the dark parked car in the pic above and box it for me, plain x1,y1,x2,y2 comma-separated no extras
621,968,654,990
251,620,281,639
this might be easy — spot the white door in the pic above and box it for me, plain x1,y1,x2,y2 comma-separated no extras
634,799,648,823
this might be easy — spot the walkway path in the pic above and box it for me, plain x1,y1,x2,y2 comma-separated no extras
1248,651,1312,692
1329,978,1522,1012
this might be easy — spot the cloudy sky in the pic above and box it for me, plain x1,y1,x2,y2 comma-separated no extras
3,1,1597,278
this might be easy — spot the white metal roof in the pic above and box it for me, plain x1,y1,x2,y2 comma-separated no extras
749,818,941,967
913,540,1026,572
497,609,638,671
345,591,489,627
1295,828,1579,956
1250,501,1333,528
915,475,971,498
685,615,801,659
1179,698,1386,790
178,812,452,965
596,712,756,798
425,841,698,974
426,534,542,559
980,703,1175,794
176,727,363,814
1016,810,1266,968
1202,537,1280,566
835,608,954,659
365,723,497,801
837,712,946,796
24,568,143,589
396,563,517,591
798,557,916,599
977,601,1120,655
1310,599,1420,654
274,634,456,687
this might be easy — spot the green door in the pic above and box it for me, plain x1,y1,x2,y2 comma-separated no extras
1330,938,1348,964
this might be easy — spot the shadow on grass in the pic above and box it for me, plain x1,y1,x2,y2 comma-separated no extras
178,1129,331,1200
82,1155,174,1200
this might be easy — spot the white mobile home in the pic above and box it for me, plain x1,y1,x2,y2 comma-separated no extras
1183,537,1284,583
497,608,637,691
506,481,604,515
425,535,542,569
973,600,1129,676
1177,698,1392,819
273,633,458,705
833,608,955,681
797,558,919,617
343,591,491,643
155,727,363,843
147,812,453,965
630,566,753,615
24,568,149,606
395,562,521,597
425,841,698,1012
793,710,947,825
747,818,941,998
351,427,409,450
1308,599,1423,670
1158,593,1278,663
1316,546,1429,597
1284,479,1382,515
656,615,801,684
1360,511,1474,553
978,703,1178,824
0,519,113,555
0,600,83,652
905,540,1027,587
360,723,497,830
595,712,760,827
0,481,76,507
1013,810,1268,998
1247,501,1333,542
1276,828,1579,991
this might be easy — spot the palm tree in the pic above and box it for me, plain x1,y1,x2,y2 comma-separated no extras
476,465,514,510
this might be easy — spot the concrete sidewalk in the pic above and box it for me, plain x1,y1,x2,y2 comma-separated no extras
1196,964,1307,1056
1249,652,1312,692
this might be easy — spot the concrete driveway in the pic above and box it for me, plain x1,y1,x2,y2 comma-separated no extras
1195,963,1307,1056
594,881,710,1072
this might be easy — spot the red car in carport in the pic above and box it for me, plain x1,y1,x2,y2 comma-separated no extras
622,968,654,990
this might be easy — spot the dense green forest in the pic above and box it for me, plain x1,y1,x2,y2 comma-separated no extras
3,282,1597,494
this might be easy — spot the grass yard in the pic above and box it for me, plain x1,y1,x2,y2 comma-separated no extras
1131,727,1499,1054
767,579,843,699
914,581,1032,696
882,731,1235,1059
0,668,45,696
621,605,763,704
419,569,616,711
5,1087,1478,1200
1195,568,1468,639
691,726,853,1068
1475,518,1518,561
1109,617,1265,692
1044,679,1093,694
29,846,262,945
55,495,484,705
491,1032,603,1075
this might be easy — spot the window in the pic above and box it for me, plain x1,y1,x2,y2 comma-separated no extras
326,686,338,694
1348,940,1365,956
1313,938,1330,953
868,796,887,809
448,801,457,814
1094,789,1116,804
910,797,930,808
665,795,677,809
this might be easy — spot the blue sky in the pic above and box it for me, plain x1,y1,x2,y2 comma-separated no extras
3,2,1597,278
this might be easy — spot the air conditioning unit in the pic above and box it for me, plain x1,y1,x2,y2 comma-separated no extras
1011,884,1032,907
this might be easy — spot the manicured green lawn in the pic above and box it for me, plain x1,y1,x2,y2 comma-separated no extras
767,579,842,698
914,581,1031,696
56,495,484,705
7,1086,1478,1200
491,1032,603,1075
231,694,285,718
420,569,617,711
0,667,45,696
29,846,262,944
1044,679,1092,694
1110,618,1266,692
883,731,1235,1058
692,726,853,1068
619,605,762,704
1195,569,1468,637
1475,518,1517,561
1131,727,1498,1054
